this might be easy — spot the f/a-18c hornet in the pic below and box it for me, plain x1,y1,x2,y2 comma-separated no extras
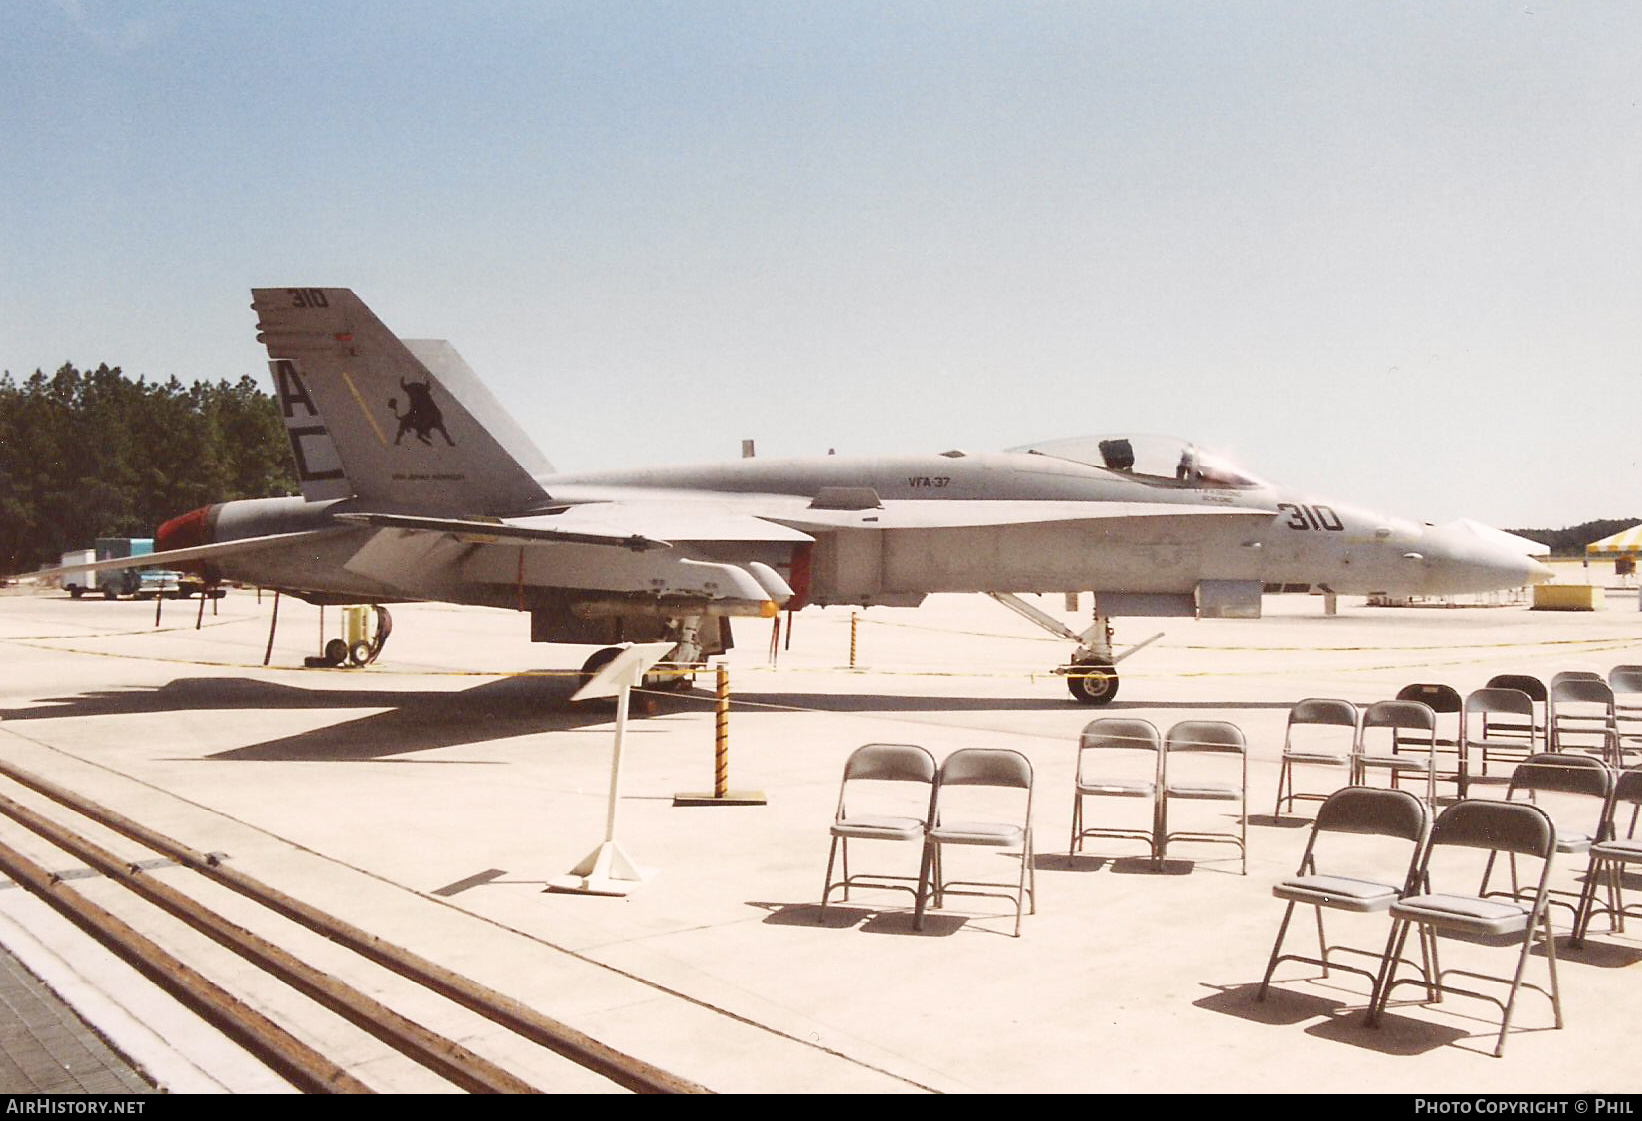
39,288,1553,703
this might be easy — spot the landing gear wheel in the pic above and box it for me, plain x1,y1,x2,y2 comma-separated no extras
578,647,623,693
348,640,373,667
1066,658,1119,705
324,638,349,667
658,669,696,692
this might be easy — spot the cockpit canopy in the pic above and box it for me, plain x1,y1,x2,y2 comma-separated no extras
1007,434,1269,490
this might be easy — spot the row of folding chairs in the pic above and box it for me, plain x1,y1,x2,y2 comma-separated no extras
1394,669,1641,774
1276,674,1640,813
819,744,1036,936
1069,718,1247,874
1274,697,1444,812
1469,669,1641,764
820,723,1249,937
1259,761,1642,1056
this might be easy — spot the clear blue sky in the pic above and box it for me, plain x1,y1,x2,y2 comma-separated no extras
3,1,1638,528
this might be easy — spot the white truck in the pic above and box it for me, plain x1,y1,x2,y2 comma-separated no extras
58,549,98,598
58,539,183,599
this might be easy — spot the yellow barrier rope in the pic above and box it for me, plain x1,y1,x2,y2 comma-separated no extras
853,614,1635,653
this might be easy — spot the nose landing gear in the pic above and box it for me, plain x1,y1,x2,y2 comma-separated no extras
984,592,1162,706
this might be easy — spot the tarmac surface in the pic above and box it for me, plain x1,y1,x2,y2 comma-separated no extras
0,570,1638,1094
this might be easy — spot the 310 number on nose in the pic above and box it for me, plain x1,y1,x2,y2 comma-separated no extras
1277,503,1343,531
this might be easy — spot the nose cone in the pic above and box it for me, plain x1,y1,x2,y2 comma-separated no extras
1419,521,1554,594
1524,556,1556,585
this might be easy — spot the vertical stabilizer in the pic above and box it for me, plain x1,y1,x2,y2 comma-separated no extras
253,288,549,515
400,339,553,478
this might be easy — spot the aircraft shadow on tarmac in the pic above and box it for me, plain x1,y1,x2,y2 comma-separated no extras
1,679,1298,763
0,675,717,762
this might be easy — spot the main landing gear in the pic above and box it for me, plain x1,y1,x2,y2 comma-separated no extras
578,616,710,695
985,593,1163,706
304,605,393,668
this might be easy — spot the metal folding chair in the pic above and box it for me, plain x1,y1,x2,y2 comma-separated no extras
915,749,1035,936
1549,677,1619,764
1573,765,1642,945
1273,699,1359,818
1551,671,1603,686
1484,674,1548,746
1371,800,1563,1058
819,744,936,920
1459,687,1538,796
1396,683,1462,781
1608,666,1642,761
1357,701,1438,806
1258,787,1430,1008
1069,718,1163,861
1480,753,1613,928
1160,721,1247,874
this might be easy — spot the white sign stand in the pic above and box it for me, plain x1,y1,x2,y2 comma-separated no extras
546,641,674,897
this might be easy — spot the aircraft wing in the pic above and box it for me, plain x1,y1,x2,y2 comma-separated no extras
332,512,675,552
335,503,814,551
527,502,814,544
338,523,790,606
327,502,801,605
773,500,1279,532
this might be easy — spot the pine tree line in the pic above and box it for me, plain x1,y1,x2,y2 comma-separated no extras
1504,519,1642,558
3,363,1632,572
0,363,297,571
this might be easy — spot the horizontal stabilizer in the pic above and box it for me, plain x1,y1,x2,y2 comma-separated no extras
23,530,346,581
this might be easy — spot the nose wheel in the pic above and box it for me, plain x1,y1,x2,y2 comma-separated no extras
1065,657,1119,705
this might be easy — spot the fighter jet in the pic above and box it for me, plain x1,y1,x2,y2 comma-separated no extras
40,288,1553,703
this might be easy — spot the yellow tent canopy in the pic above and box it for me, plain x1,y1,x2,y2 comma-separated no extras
1586,524,1642,556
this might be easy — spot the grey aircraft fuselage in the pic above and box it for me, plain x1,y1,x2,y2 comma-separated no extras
196,445,1545,613
541,451,1547,606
